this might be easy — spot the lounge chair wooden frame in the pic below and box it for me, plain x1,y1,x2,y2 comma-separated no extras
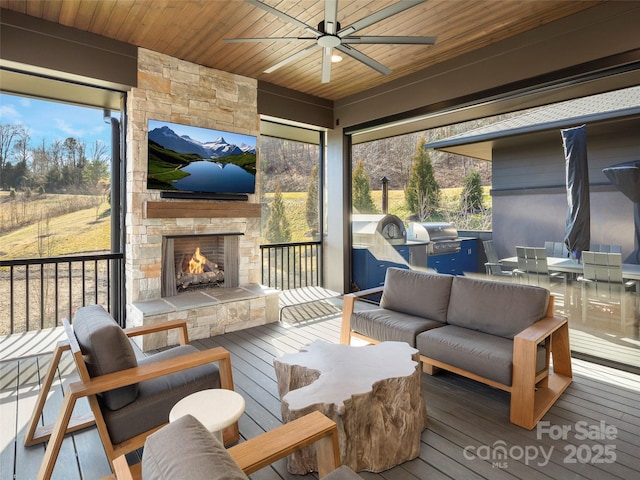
111,410,342,480
341,290,573,430
26,318,237,480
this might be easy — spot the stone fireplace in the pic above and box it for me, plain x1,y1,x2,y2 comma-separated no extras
124,49,278,350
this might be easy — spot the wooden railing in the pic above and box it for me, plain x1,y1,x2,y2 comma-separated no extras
0,253,124,334
260,241,323,290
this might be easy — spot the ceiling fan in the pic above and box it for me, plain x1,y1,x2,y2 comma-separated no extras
224,0,436,83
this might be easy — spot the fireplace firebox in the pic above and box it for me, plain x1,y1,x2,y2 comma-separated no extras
161,234,241,296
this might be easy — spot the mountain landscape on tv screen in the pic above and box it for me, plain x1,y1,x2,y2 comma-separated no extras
147,124,257,193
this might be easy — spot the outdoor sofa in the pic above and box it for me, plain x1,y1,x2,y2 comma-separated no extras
340,267,573,429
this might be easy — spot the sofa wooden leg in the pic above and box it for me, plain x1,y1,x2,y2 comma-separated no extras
422,362,439,375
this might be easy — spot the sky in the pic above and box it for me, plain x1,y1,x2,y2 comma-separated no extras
0,92,113,148
0,92,256,150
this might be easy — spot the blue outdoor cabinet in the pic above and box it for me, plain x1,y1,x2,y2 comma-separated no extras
352,246,410,291
427,238,478,275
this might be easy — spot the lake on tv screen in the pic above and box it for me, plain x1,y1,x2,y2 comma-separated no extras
173,161,255,193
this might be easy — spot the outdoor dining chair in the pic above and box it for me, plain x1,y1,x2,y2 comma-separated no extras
577,251,636,329
513,246,566,286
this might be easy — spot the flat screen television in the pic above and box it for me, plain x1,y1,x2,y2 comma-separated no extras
147,119,257,198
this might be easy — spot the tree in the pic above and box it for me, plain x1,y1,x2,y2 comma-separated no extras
265,183,291,243
352,159,377,213
0,124,26,189
459,171,484,213
405,136,439,221
305,164,320,238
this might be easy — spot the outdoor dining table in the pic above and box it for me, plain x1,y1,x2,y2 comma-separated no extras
499,256,640,281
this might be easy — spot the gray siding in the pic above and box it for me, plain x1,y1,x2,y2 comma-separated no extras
491,117,640,261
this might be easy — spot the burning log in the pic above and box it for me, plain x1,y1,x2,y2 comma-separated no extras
176,268,224,289
175,246,224,290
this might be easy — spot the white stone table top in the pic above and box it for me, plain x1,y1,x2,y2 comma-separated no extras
274,340,419,412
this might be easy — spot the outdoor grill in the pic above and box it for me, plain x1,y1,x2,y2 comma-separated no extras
352,214,407,246
407,222,461,255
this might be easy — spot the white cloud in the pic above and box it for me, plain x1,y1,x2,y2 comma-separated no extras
55,118,85,137
0,104,21,122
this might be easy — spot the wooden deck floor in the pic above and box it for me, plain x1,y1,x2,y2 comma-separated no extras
1,312,639,480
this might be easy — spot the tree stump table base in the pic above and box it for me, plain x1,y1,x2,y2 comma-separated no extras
273,341,427,473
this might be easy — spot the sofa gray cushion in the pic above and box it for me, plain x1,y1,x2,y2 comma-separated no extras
380,268,453,322
101,345,220,445
73,305,139,410
351,309,444,347
416,325,547,386
447,276,549,339
142,414,248,480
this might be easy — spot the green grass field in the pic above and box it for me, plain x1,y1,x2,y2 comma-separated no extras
0,187,492,260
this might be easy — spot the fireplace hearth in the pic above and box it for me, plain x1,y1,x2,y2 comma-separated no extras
161,234,241,297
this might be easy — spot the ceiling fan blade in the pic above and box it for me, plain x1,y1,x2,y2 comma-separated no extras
342,36,436,45
321,47,333,83
336,45,391,75
224,37,317,43
338,0,427,37
264,44,319,73
246,0,320,36
324,0,339,34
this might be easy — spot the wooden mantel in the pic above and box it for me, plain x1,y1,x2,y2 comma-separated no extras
145,201,261,219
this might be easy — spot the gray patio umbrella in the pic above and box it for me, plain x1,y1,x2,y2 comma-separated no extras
561,125,590,260
602,160,640,264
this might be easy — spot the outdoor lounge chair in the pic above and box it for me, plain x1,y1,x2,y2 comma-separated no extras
25,304,237,480
483,240,513,276
111,411,361,480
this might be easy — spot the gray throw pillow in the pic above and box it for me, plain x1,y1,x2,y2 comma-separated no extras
142,414,249,480
72,304,139,410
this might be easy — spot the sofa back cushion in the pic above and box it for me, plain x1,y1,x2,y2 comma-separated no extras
143,414,249,480
380,268,453,322
447,276,549,339
72,304,139,410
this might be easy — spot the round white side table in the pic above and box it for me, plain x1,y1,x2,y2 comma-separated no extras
169,389,245,444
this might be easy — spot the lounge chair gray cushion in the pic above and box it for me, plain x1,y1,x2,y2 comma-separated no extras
142,414,248,480
416,325,546,386
351,308,444,347
142,415,363,480
325,466,363,480
447,276,549,339
73,305,139,410
380,268,453,322
101,345,220,445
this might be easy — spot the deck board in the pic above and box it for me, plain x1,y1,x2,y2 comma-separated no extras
1,310,639,480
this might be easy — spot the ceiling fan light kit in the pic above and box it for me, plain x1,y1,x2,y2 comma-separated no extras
224,0,436,83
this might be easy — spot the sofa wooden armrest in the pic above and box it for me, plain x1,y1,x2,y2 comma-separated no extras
511,299,572,429
340,286,384,344
111,411,342,480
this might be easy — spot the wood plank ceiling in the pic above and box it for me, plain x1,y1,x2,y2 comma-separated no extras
0,0,603,101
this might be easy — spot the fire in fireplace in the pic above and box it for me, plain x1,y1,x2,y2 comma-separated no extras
177,246,225,290
161,234,240,297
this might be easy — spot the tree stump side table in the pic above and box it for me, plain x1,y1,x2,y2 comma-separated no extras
273,340,427,473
